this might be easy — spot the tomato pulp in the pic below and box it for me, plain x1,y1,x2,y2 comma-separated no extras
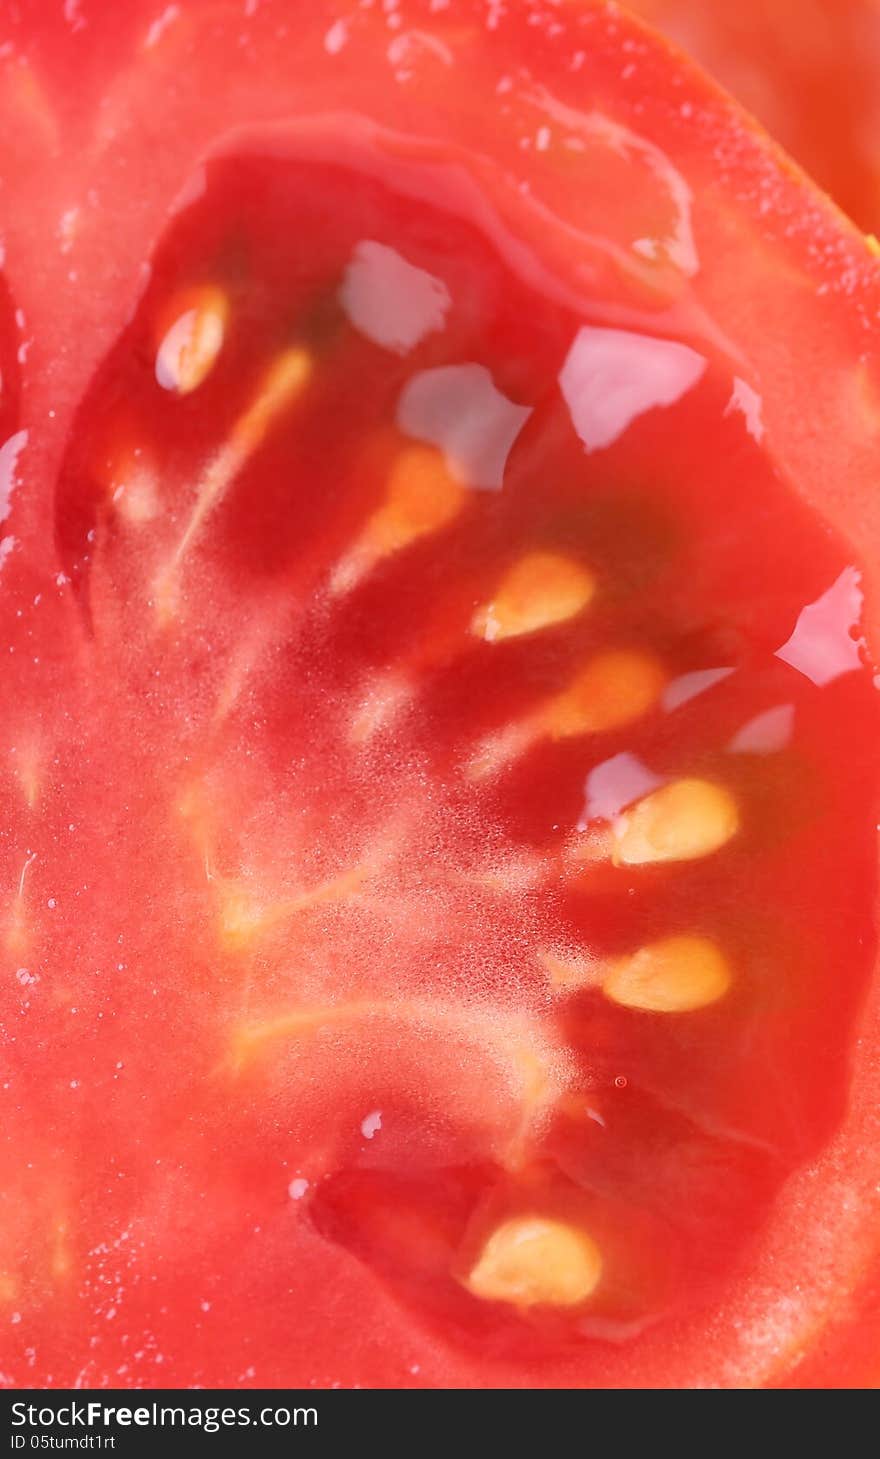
630,0,880,232
1,0,879,1389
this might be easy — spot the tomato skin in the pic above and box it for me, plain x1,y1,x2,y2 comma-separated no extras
1,0,879,1388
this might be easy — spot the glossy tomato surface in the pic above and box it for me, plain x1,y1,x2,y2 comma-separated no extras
0,0,879,1389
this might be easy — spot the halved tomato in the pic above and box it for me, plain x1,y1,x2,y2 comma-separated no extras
0,0,879,1389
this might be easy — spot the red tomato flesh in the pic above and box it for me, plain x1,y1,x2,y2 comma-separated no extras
630,0,880,232
1,0,879,1390
3,122,874,1383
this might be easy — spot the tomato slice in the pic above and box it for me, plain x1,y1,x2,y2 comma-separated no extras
1,0,879,1389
